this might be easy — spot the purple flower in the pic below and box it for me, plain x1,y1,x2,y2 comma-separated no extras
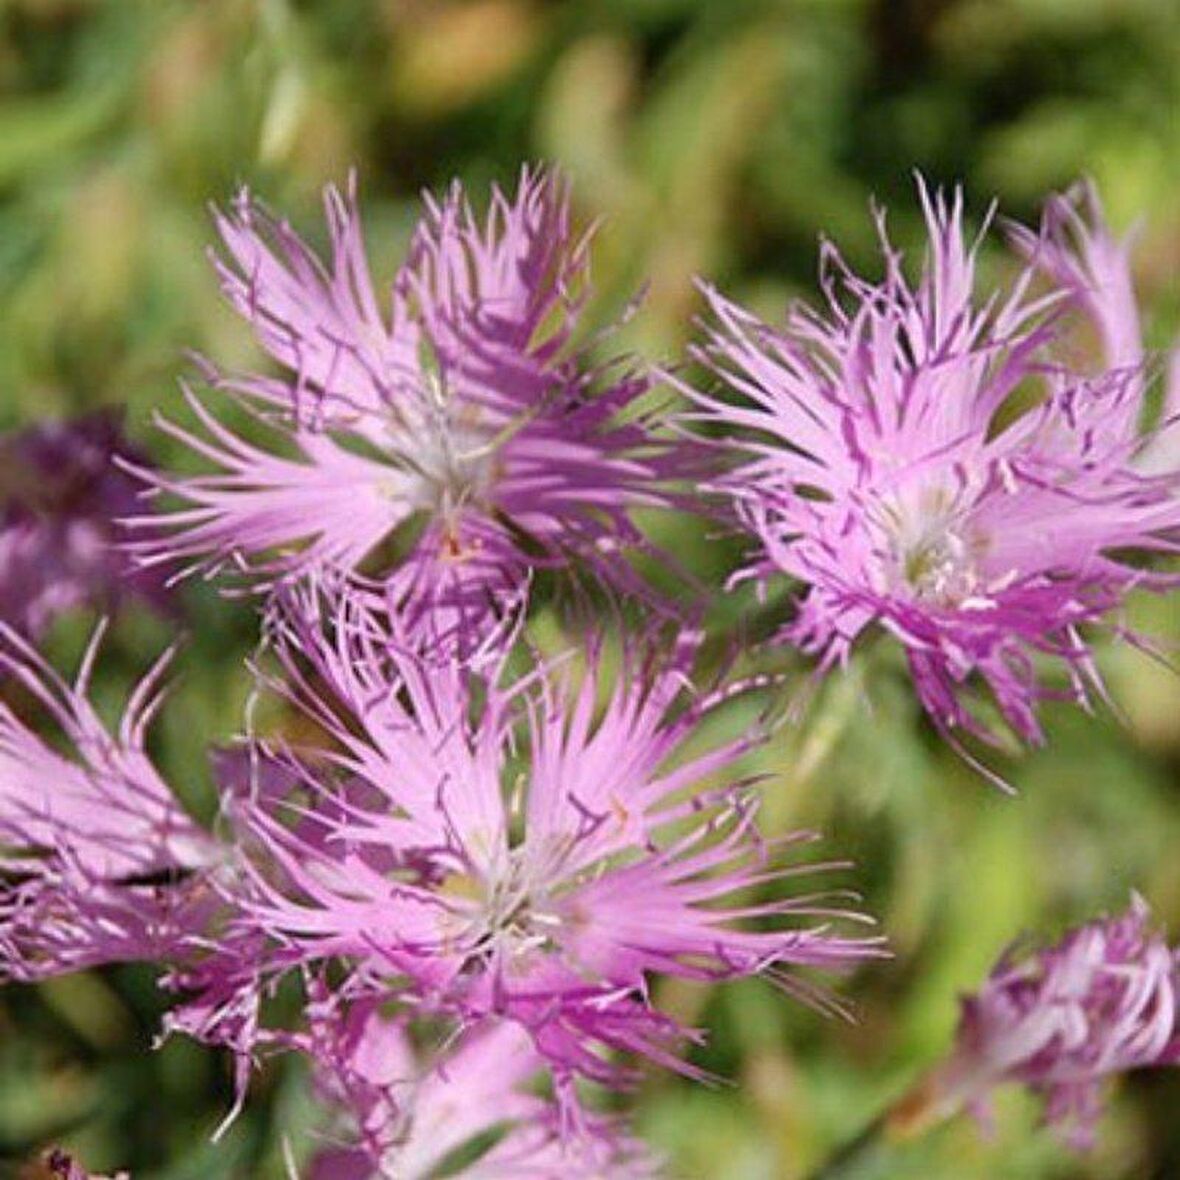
1142,346,1180,477
226,591,881,1109
930,895,1180,1150
0,410,171,636
1015,182,1145,388
39,1150,129,1180
687,180,1180,763
303,985,661,1179
0,624,218,981
128,170,687,655
1011,182,1180,476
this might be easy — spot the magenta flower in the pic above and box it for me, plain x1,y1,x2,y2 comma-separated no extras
128,170,687,655
39,1150,129,1180
304,986,661,1179
0,624,218,981
1011,181,1180,476
1142,346,1180,477
0,410,171,637
226,591,880,1108
1016,183,1145,387
688,180,1180,761
926,896,1180,1150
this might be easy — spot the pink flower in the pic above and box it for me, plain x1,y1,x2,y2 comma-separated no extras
687,180,1180,766
39,1149,130,1180
934,895,1180,1149
0,624,218,981
304,985,661,1179
228,590,881,1106
1146,346,1180,476
1014,182,1145,388
128,170,688,655
1011,181,1180,476
0,410,171,636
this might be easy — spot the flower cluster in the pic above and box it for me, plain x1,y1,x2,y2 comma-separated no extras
2,170,1179,1176
0,589,881,1175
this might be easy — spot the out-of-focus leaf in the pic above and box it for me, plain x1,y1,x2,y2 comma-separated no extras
0,87,120,186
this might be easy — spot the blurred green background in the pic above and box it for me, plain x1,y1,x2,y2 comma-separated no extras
1,1,1179,1177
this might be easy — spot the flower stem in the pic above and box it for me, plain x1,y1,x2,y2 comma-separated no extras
803,1072,954,1180
803,1111,889,1180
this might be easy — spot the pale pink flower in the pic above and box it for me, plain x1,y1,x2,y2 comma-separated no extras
304,986,661,1179
688,180,1180,764
0,624,219,980
925,896,1180,1149
1012,181,1180,475
127,170,689,655
226,590,881,1108
1015,182,1145,386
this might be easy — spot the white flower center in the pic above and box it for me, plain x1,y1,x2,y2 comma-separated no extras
882,488,988,606
382,369,499,520
901,528,974,602
407,417,496,515
443,846,564,967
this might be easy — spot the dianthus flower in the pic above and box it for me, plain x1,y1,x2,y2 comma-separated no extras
905,895,1180,1150
0,624,219,980
127,169,687,655
37,1149,130,1180
1010,181,1180,474
0,410,170,636
687,181,1180,763
227,592,881,1112
303,984,662,1179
